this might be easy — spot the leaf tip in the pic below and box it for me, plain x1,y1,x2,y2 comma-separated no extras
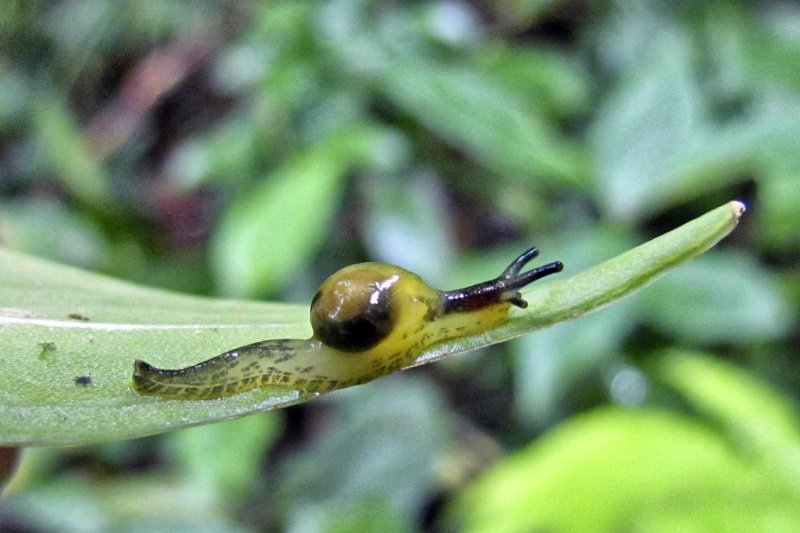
730,200,747,220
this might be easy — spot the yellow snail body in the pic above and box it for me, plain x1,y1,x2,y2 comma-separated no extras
132,247,562,400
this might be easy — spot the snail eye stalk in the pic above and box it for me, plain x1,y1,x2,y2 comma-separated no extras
442,247,563,313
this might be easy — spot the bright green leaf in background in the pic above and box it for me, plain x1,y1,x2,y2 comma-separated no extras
657,350,800,470
453,352,800,533
211,125,407,297
211,137,347,297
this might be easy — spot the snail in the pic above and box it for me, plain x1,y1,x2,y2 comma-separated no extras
132,247,563,400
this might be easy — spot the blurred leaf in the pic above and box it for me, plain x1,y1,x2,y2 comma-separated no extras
755,107,800,248
277,376,451,532
31,94,114,207
759,172,800,249
422,1,483,47
656,350,800,466
361,172,455,285
0,201,743,446
167,113,269,190
511,225,639,426
453,408,800,533
639,251,793,344
593,2,695,79
211,42,272,94
379,59,588,186
314,501,412,533
0,447,62,497
0,197,108,269
3,477,112,533
513,304,637,426
0,69,29,130
592,28,707,221
740,4,800,93
2,474,252,533
478,45,591,118
166,412,281,502
208,124,406,297
211,129,356,297
593,18,800,222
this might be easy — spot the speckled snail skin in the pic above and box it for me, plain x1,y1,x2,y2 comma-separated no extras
132,247,563,400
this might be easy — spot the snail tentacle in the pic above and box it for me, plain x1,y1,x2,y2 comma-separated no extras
441,247,563,312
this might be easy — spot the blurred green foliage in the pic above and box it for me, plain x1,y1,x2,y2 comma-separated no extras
0,0,798,531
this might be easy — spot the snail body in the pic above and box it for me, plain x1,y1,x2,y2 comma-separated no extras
132,247,562,400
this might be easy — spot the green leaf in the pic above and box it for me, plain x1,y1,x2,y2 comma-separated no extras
210,125,394,297
361,173,456,284
478,45,591,118
756,114,800,249
414,201,746,365
451,408,800,533
165,413,281,503
592,17,800,223
275,376,452,531
656,350,800,464
639,252,793,343
0,69,29,130
0,197,108,270
3,473,252,533
0,201,743,446
592,29,707,221
379,59,588,186
210,142,346,298
32,94,115,208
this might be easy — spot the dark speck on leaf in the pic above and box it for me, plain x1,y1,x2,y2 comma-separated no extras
74,375,92,386
68,313,90,321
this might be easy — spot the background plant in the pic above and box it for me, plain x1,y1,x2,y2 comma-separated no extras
0,1,798,531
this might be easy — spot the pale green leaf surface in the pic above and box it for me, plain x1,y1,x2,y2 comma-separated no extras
0,202,743,446
210,125,403,297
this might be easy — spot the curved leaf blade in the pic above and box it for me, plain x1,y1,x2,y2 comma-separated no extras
414,201,746,365
0,201,744,446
